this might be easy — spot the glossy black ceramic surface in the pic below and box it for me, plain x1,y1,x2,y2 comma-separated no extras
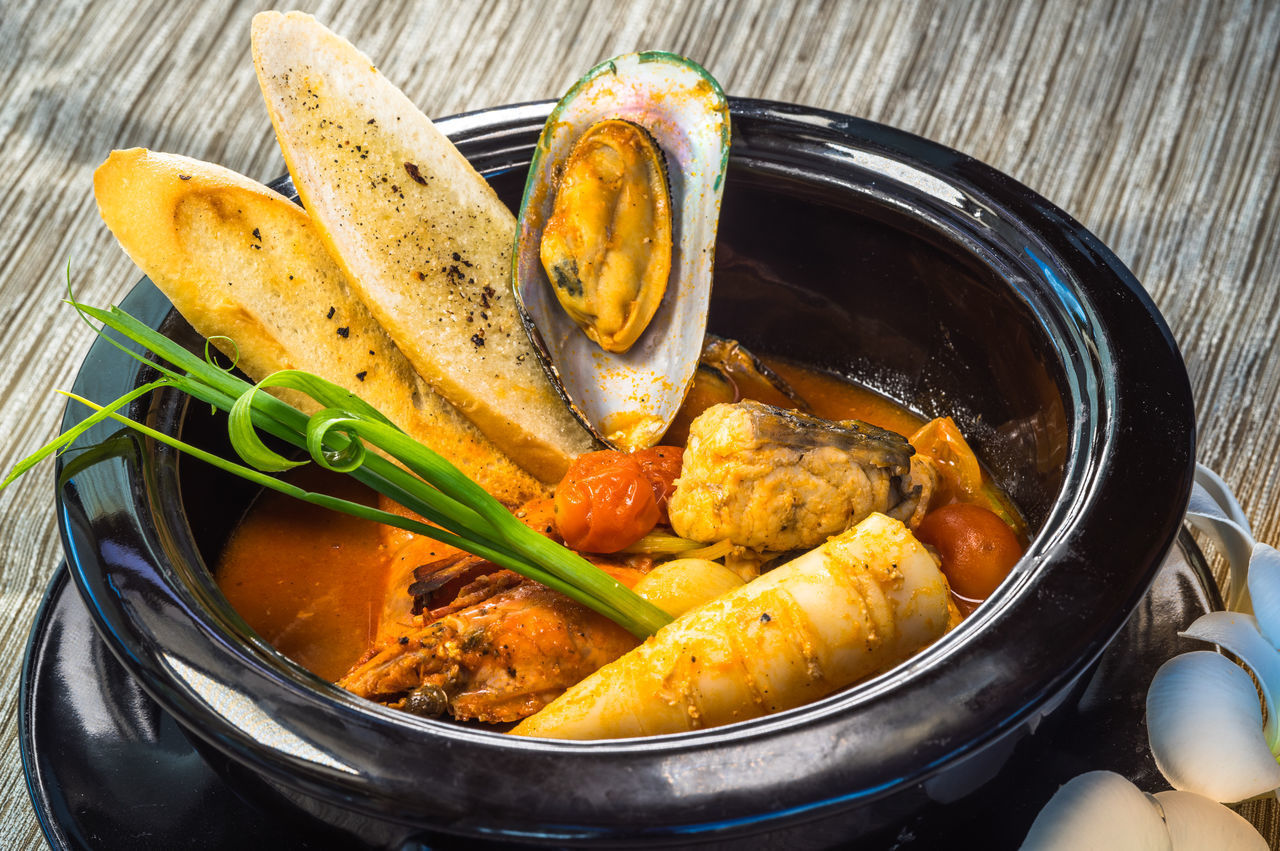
23,535,1220,850
54,100,1196,848
21,566,347,851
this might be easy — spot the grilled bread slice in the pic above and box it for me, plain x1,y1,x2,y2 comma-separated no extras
93,147,547,506
251,11,597,485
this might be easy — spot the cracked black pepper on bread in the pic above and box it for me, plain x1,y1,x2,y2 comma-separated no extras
93,148,548,506
251,10,598,484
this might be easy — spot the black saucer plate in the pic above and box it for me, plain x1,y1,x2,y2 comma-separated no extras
19,565,347,851
21,530,1219,850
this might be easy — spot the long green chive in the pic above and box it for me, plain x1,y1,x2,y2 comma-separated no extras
8,298,672,638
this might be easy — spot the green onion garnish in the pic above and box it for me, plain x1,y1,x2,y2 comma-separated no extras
5,296,672,639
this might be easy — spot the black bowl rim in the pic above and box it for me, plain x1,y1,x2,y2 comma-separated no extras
57,97,1195,842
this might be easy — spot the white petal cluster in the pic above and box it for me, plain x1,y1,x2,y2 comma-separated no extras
1022,771,1265,850
1147,650,1280,802
1024,465,1277,847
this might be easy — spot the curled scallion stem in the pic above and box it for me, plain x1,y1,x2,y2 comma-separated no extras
623,531,734,562
7,298,672,639
681,539,736,561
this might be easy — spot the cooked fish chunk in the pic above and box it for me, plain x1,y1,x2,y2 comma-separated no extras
668,401,917,551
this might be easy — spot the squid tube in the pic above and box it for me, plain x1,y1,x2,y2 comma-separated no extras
512,512,952,739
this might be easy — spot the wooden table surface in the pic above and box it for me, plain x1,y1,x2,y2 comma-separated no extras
3,0,1278,846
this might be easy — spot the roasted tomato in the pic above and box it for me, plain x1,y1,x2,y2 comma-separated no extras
914,503,1022,602
632,445,682,524
555,450,661,553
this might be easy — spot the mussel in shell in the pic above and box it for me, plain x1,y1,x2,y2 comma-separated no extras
513,52,731,452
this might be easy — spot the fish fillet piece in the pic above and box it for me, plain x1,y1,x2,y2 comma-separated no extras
251,11,597,484
669,401,917,550
93,148,546,505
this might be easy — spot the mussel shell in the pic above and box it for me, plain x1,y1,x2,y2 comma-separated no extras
513,52,730,451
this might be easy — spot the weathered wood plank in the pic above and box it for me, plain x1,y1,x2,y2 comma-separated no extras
1,0,1277,845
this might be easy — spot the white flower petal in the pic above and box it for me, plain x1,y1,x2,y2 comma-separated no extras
1247,543,1280,650
1021,771,1170,850
1186,474,1257,612
1194,464,1253,535
1181,611,1280,749
1147,652,1280,802
1153,790,1268,850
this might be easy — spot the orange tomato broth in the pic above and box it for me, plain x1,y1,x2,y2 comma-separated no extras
761,358,926,436
216,360,1002,681
217,465,390,681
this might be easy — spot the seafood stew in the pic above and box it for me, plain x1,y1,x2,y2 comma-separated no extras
34,7,1188,834
180,56,1052,736
63,96,1195,844
215,357,982,719
189,71,1054,734
194,124,1029,731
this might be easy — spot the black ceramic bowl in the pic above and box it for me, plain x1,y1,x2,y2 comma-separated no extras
57,99,1194,848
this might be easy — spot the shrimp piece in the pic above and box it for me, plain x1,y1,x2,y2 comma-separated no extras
511,513,951,739
338,580,639,724
343,494,652,723
373,496,563,643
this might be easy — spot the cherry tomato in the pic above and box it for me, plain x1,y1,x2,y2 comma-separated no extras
554,451,660,553
632,445,683,524
914,503,1022,601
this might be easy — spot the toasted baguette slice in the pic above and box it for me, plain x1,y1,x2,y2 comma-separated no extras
251,11,597,484
93,148,547,506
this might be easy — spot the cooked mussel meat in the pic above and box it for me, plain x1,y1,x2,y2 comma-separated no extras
541,119,673,354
